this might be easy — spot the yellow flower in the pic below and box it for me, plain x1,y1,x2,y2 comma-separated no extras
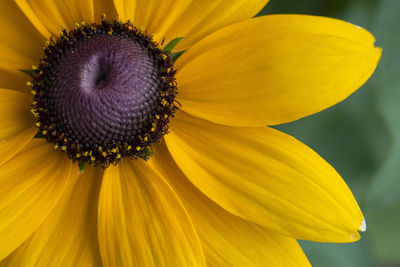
0,0,380,266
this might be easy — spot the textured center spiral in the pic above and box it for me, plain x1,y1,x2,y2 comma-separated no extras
50,35,159,148
29,19,177,167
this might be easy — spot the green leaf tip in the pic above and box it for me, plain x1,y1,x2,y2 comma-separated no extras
79,161,87,171
144,146,153,158
34,130,46,139
163,37,184,53
19,69,36,77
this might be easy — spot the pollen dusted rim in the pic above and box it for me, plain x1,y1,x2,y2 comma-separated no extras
28,15,178,168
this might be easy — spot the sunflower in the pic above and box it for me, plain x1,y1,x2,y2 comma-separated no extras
0,0,380,266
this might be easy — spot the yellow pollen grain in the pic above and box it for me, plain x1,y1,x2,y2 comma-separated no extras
76,153,81,158
127,145,132,150
102,152,107,157
54,145,59,149
162,54,167,60
83,152,88,156
42,130,47,135
116,154,121,159
35,122,41,127
32,65,38,70
136,146,141,151
91,156,96,161
61,146,66,151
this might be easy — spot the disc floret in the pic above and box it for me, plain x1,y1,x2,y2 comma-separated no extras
28,16,178,168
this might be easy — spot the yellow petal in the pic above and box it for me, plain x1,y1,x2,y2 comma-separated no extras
176,15,381,127
113,0,136,22
113,0,268,49
1,166,102,266
165,111,364,242
93,0,117,22
0,139,75,261
151,141,310,266
163,0,269,50
0,69,32,93
15,0,96,37
0,89,36,166
98,159,206,267
0,0,44,70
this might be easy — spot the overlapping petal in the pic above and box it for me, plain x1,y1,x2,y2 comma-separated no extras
14,0,117,38
0,139,75,261
0,89,36,165
113,0,268,49
165,111,364,242
0,0,44,71
176,14,381,127
98,159,205,267
1,166,102,266
151,141,310,266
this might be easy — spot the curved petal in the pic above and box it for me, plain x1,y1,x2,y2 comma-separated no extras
1,166,102,266
98,159,206,267
176,15,381,127
113,0,268,49
15,0,98,37
0,89,36,166
0,69,31,92
150,141,310,266
0,139,76,261
0,0,44,71
165,111,365,243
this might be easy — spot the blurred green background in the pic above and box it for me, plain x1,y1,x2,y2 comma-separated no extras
258,0,400,266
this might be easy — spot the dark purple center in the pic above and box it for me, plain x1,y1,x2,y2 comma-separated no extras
47,35,160,148
30,19,177,167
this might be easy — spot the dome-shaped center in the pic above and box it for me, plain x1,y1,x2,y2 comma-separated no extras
29,20,177,167
49,35,160,148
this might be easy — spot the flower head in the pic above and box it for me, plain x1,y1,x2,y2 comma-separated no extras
0,0,380,266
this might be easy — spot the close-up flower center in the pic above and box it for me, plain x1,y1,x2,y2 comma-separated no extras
29,18,178,168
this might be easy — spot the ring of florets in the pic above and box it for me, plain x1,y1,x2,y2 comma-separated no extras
28,15,178,168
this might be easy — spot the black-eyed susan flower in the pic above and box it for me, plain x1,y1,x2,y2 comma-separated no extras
0,0,380,266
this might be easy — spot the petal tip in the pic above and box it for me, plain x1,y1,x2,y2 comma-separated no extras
359,217,367,232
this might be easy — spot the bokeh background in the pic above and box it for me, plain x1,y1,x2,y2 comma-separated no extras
257,0,400,266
